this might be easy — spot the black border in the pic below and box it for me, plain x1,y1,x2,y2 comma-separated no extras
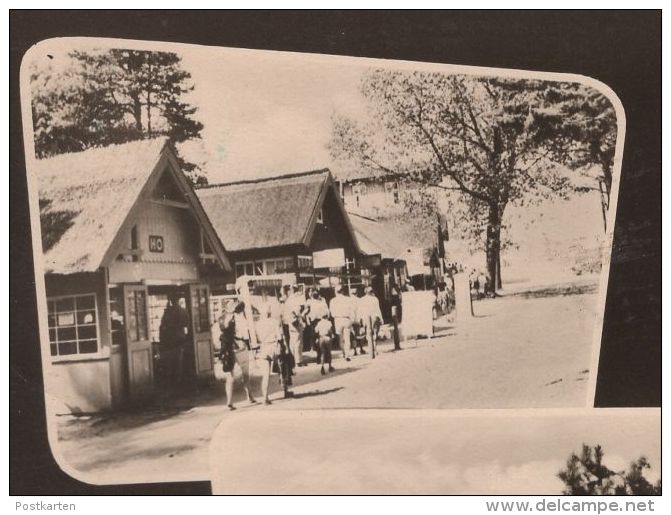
10,10,661,495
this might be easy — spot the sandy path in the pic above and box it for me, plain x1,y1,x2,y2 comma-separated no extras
55,284,599,484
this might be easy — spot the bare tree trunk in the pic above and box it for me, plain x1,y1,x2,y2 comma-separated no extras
598,180,608,232
496,252,502,290
132,95,143,132
146,94,152,136
486,202,502,295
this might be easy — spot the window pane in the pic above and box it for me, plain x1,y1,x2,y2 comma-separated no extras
56,298,74,312
48,294,100,358
57,313,75,326
77,310,96,325
236,264,245,277
76,295,95,310
78,340,98,354
58,341,77,355
265,261,276,275
126,292,138,341
245,263,254,276
199,289,208,331
78,325,97,340
135,292,148,340
127,291,137,316
57,327,76,341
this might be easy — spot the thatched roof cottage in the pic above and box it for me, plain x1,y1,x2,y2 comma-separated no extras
36,138,230,412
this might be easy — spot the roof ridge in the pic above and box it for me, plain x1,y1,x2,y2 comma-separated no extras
196,168,331,190
35,136,168,163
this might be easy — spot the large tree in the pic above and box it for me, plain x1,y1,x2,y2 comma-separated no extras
541,83,618,230
331,70,576,291
30,48,205,183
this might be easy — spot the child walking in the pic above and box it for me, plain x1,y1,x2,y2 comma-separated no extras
314,313,335,375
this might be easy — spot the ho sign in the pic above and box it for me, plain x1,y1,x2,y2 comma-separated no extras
148,235,164,253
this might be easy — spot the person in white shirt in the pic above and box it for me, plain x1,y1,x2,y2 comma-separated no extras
358,286,383,359
329,285,355,362
283,285,307,366
306,289,330,362
314,314,335,375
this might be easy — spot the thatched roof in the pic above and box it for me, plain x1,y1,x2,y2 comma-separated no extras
347,211,409,260
197,169,359,253
36,138,230,275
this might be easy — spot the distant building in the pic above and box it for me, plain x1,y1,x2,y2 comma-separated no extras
335,168,455,219
337,170,407,214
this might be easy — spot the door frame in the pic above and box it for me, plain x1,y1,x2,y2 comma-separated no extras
122,283,154,401
187,283,215,381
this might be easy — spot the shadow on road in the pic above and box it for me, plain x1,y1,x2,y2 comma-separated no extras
293,387,344,399
508,282,598,300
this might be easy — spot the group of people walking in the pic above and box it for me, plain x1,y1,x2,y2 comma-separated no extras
217,284,383,411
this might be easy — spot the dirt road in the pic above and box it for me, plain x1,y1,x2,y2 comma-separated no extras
55,282,600,484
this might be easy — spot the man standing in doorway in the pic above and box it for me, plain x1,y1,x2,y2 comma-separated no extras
359,286,383,359
159,293,190,384
329,285,355,362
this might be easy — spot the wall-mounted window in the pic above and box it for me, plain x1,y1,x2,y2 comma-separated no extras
235,261,256,278
48,294,99,357
316,208,325,224
264,257,294,275
298,255,313,272
236,258,296,277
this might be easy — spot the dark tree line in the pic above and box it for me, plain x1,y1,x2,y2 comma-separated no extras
30,48,205,184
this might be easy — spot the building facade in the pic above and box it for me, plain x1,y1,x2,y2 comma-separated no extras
36,138,230,413
197,169,367,299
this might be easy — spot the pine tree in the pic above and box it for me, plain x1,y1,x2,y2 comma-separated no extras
533,83,618,230
558,444,661,495
30,48,205,183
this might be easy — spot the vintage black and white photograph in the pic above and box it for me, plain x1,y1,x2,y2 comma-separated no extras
20,36,634,487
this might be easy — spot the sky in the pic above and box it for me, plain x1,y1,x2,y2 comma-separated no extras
181,47,369,183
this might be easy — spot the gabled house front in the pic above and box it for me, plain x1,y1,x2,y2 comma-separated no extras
197,169,366,298
36,138,231,413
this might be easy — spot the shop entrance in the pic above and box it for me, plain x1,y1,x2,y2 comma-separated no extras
147,283,215,392
111,282,215,403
